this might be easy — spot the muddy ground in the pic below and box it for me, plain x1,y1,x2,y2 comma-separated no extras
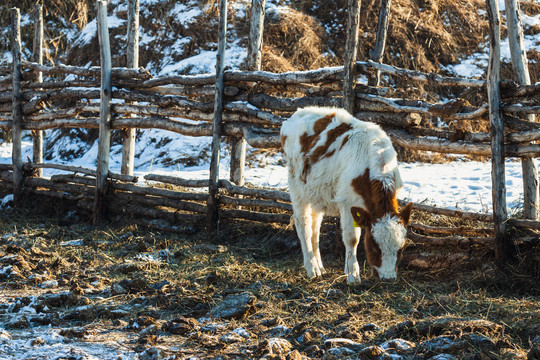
0,208,538,360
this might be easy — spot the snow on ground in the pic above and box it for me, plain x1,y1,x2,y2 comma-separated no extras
0,133,537,215
444,1,540,78
0,327,135,360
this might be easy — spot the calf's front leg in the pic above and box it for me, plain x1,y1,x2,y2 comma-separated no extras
340,208,362,283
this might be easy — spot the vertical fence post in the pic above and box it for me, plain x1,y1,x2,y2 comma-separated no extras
207,0,228,231
505,0,539,220
343,0,362,113
247,0,266,71
32,4,44,177
93,0,113,224
369,0,391,87
486,0,512,264
229,0,266,186
121,0,139,176
11,8,23,207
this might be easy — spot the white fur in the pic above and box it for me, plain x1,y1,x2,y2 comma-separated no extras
281,107,405,283
371,214,407,279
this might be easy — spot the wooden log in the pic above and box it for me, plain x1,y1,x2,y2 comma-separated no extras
78,199,205,223
504,114,540,131
113,116,211,134
505,0,539,220
116,61,486,88
11,8,23,207
30,163,137,182
144,173,209,187
230,0,267,186
32,4,44,177
230,135,246,185
50,174,95,186
501,81,540,99
121,0,139,176
407,126,540,144
95,103,282,126
358,94,483,120
486,0,512,264
27,189,84,201
508,218,540,230
114,191,207,214
94,0,113,224
21,60,151,80
21,89,101,115
22,79,100,90
115,89,213,111
220,208,290,224
504,104,540,114
26,106,91,121
0,75,12,85
126,67,344,88
398,199,494,222
220,195,292,211
207,0,228,231
142,84,239,97
241,127,280,148
387,129,540,157
112,181,208,202
225,101,282,125
218,179,290,202
363,60,486,88
343,0,361,113
409,222,494,236
247,0,266,71
407,231,494,246
369,0,392,86
248,92,482,122
25,177,94,195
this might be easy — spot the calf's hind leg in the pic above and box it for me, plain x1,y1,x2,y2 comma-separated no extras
293,203,324,278
310,210,326,274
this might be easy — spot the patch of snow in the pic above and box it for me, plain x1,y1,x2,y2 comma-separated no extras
0,328,135,360
0,194,13,208
159,39,247,75
169,2,202,24
60,239,84,246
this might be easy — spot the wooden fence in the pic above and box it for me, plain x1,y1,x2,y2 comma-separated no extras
0,0,539,263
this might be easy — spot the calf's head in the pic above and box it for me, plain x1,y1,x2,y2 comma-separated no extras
351,203,412,280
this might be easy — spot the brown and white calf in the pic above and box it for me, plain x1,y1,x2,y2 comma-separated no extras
280,107,412,283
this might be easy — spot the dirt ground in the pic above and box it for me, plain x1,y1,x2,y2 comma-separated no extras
0,204,538,360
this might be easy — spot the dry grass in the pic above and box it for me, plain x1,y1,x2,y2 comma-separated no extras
263,7,340,72
0,205,538,358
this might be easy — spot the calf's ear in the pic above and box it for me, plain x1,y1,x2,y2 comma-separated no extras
350,207,371,227
400,202,413,225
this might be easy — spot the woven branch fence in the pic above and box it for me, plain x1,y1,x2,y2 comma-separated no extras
0,0,539,263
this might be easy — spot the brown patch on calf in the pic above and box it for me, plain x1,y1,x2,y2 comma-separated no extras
351,207,382,271
364,231,382,269
340,135,350,150
351,169,399,221
299,113,335,181
299,113,334,154
309,123,352,164
280,135,287,148
301,118,351,181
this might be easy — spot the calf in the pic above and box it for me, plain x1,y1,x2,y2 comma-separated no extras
280,107,412,283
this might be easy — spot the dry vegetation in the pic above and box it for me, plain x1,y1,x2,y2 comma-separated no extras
0,197,538,358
